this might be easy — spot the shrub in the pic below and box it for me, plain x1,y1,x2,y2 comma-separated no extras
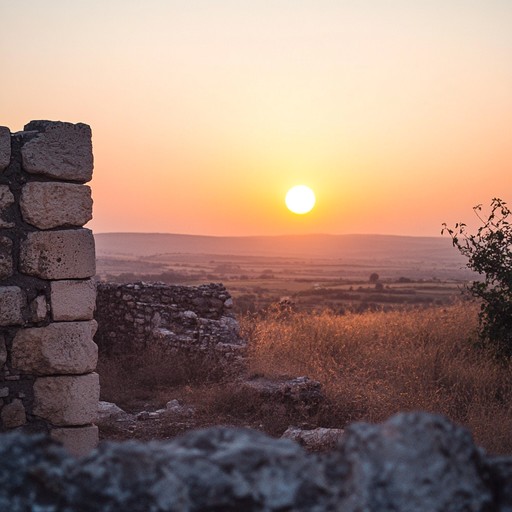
442,198,512,357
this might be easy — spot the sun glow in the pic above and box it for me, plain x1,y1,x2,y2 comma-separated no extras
285,185,316,215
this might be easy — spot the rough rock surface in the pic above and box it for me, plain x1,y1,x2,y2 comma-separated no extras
281,426,345,451
20,121,93,182
0,286,24,326
97,401,128,421
11,321,98,375
242,376,325,416
327,412,496,511
51,279,96,321
33,373,100,426
20,228,96,279
1,412,509,511
95,282,246,371
0,399,26,428
20,182,93,229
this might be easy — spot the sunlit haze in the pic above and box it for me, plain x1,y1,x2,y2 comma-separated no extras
2,1,511,236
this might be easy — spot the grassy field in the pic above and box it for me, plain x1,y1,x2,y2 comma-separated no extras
97,248,472,314
242,301,512,454
99,300,512,455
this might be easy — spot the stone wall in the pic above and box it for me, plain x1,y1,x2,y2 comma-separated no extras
0,121,98,456
94,282,246,368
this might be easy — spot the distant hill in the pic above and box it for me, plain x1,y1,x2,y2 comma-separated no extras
94,232,467,265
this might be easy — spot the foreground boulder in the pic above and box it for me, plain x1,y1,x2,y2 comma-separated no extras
0,412,510,511
327,412,497,511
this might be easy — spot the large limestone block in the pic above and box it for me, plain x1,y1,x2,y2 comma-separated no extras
21,121,93,183
0,236,13,279
0,126,10,172
20,229,95,279
0,286,24,326
51,425,99,457
51,279,96,321
0,185,15,228
20,182,92,229
33,373,99,426
1,399,26,428
11,321,98,375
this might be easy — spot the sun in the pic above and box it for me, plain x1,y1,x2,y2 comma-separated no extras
285,185,316,215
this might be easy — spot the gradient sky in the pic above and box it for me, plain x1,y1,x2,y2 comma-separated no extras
2,1,511,236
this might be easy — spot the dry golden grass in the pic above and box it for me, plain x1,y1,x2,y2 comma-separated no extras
97,348,228,411
242,302,512,454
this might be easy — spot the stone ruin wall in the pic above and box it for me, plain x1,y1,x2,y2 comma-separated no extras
94,282,246,368
0,121,98,456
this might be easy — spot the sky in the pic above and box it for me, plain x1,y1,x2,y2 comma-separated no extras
2,1,511,237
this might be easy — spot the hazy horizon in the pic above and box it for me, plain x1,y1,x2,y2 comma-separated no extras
94,231,465,263
94,230,447,238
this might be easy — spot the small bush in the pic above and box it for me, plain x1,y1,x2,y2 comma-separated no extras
443,198,512,357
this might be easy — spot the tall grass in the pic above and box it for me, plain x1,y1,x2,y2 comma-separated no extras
242,302,512,454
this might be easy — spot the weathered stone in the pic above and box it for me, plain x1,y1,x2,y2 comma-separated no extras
0,387,8,398
489,456,512,510
0,432,70,511
20,229,95,279
0,236,13,279
20,182,92,229
0,413,512,511
51,279,96,321
330,412,494,511
97,401,127,421
282,426,345,451
0,399,26,428
0,286,24,326
165,398,195,415
51,425,99,457
242,376,325,416
30,295,48,322
0,185,14,228
0,126,10,172
11,321,98,375
33,373,99,426
21,121,93,182
94,282,246,372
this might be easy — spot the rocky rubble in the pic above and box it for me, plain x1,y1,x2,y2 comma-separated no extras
1,411,511,511
242,375,325,417
281,425,345,451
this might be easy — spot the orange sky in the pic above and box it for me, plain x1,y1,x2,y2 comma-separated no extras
2,1,511,236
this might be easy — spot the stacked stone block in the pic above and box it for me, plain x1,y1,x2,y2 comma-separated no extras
0,121,98,456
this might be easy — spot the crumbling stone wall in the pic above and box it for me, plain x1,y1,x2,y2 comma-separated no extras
94,282,246,367
0,121,98,456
